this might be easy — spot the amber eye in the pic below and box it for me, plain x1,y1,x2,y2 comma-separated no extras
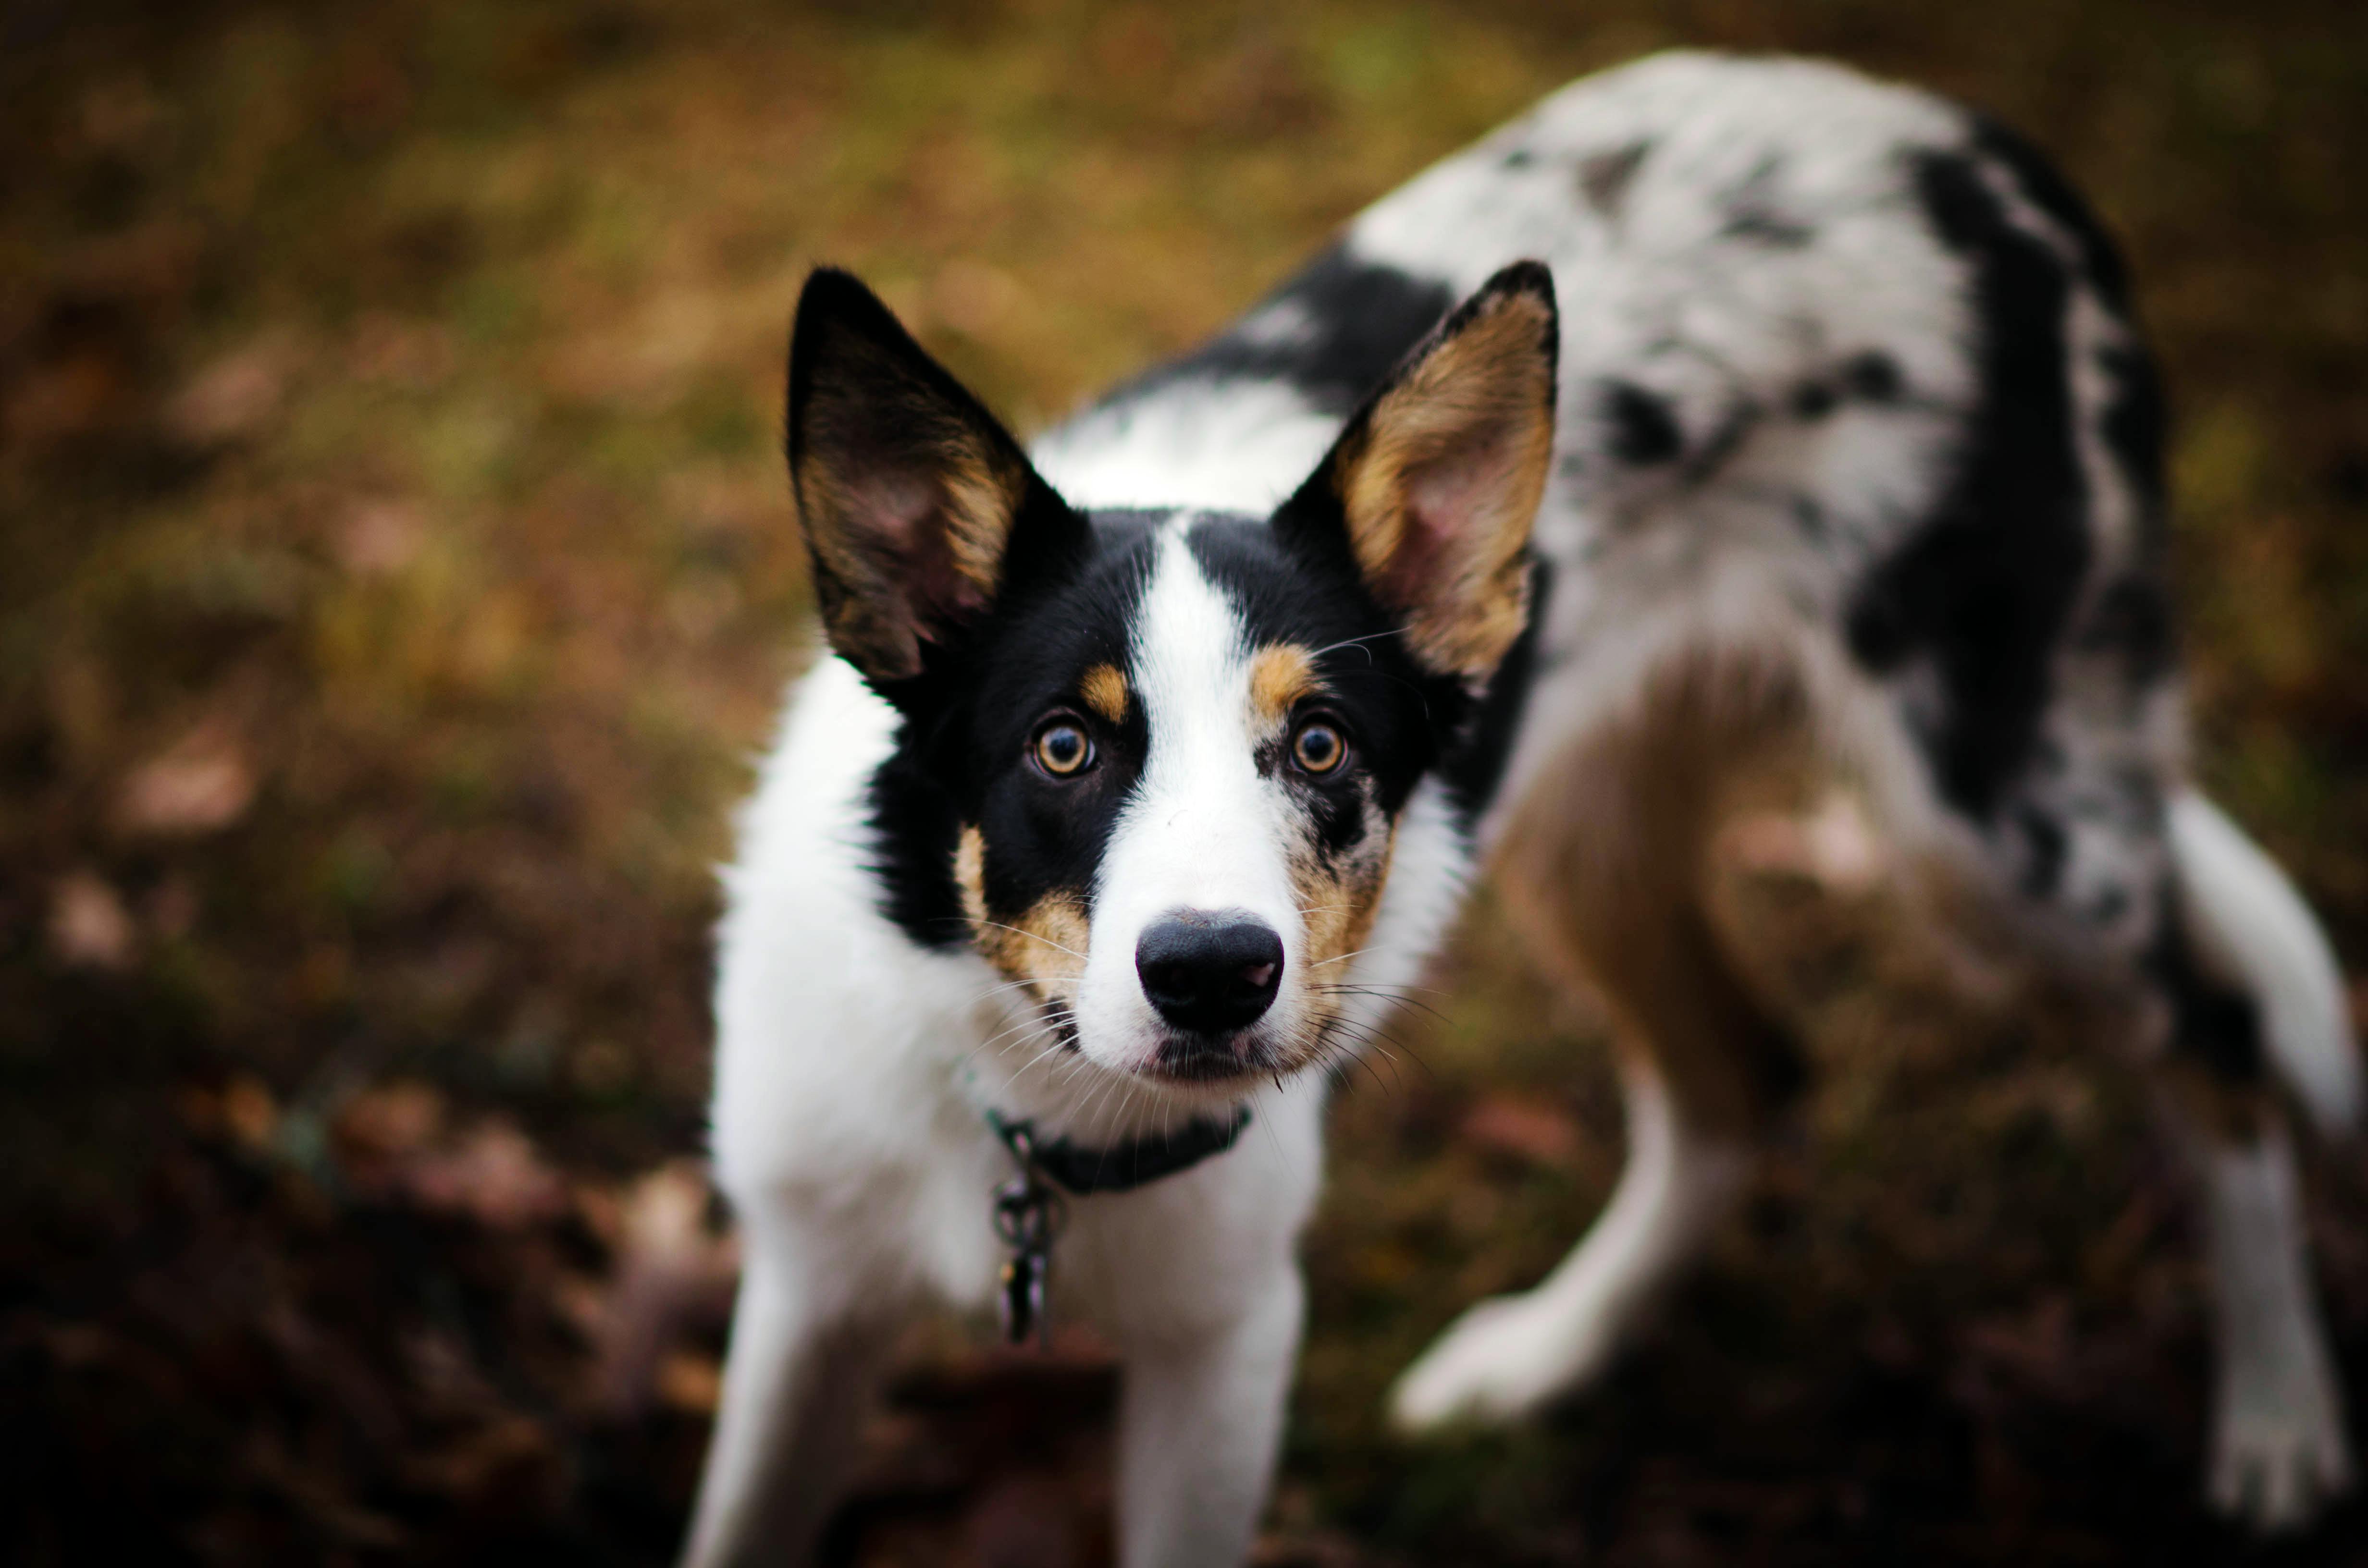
1291,719,1347,775
1032,720,1095,777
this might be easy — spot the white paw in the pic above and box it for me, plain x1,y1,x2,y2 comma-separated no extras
2209,1387,2354,1533
1387,1290,1613,1434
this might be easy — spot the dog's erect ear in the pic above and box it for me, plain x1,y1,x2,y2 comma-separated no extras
1276,261,1558,684
787,268,1085,686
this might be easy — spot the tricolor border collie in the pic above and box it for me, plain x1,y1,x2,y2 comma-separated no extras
684,51,2360,1566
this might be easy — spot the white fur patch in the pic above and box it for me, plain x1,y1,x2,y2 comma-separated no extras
2171,791,2363,1133
1033,382,1343,514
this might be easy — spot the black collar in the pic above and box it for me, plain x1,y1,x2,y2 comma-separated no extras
986,1104,1253,1195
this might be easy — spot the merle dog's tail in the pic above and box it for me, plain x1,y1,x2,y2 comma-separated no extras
2169,790,2361,1136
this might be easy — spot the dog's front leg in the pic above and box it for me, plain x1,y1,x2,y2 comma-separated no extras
678,1237,905,1568
1111,1262,1306,1568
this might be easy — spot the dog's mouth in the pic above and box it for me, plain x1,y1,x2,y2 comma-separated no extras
1010,994,1281,1090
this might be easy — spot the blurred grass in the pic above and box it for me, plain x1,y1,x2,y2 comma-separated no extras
4,0,2367,1561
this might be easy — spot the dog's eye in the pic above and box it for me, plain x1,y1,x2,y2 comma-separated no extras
1032,720,1095,777
1291,719,1347,776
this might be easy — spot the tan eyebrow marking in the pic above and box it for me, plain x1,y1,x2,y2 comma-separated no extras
1080,662,1131,724
1248,643,1321,730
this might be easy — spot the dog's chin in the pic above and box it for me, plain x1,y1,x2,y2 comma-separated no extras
1147,1043,1258,1086
1131,1024,1320,1102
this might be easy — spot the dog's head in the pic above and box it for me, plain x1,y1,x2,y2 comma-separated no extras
786,262,1556,1102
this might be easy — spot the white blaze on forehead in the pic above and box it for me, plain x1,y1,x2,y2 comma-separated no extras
1114,527,1299,924
1068,524,1307,1069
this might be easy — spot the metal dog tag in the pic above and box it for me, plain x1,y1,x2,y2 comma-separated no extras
992,1167,1061,1348
999,1246,1047,1345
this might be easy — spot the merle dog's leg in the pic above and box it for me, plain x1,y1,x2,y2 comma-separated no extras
678,1228,906,1568
2148,790,2357,1530
1391,1041,1755,1430
1394,670,1801,1431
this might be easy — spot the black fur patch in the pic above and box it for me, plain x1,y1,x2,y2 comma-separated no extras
2147,895,2269,1086
1844,146,2095,822
1726,211,1815,247
867,739,970,948
1973,115,2172,569
1112,244,1455,416
2095,342,2169,535
1578,140,1650,214
2075,573,2178,691
1841,351,1904,403
1790,380,1838,420
2014,804,2069,898
1438,559,1551,831
1721,154,1813,248
1970,115,2132,311
1603,380,1684,465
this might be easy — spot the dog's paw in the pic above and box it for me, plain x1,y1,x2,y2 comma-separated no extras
1386,1291,1610,1434
2210,1388,2354,1533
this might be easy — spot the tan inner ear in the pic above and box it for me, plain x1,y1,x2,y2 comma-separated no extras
1334,292,1557,682
794,353,1032,683
933,431,1032,603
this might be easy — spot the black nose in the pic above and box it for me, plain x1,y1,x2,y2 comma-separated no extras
1135,910,1284,1034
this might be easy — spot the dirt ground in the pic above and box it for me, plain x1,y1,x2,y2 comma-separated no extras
6,1,2368,1563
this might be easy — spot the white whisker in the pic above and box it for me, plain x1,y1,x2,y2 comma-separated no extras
972,921,1088,961
1305,629,1406,663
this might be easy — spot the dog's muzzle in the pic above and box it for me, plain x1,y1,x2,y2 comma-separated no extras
1135,908,1283,1072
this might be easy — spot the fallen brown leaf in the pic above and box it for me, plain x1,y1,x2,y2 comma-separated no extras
221,1074,280,1151
164,332,296,445
116,727,256,836
337,498,426,576
48,870,136,969
333,1079,446,1160
401,1118,568,1229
